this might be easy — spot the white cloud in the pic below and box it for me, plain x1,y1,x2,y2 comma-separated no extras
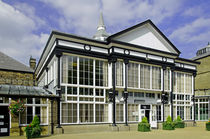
169,17,210,43
183,6,203,17
0,1,49,66
41,0,183,35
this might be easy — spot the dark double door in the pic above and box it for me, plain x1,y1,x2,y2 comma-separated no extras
0,106,9,136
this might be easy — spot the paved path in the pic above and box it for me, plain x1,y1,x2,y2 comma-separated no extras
3,126,210,139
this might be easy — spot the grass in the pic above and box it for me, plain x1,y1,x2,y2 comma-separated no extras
4,126,210,139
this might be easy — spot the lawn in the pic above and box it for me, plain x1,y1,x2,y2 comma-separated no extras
4,126,210,139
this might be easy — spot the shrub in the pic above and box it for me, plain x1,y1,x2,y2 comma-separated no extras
24,125,32,139
163,116,175,130
31,115,42,138
174,116,185,128
138,117,150,132
206,119,210,131
24,115,42,138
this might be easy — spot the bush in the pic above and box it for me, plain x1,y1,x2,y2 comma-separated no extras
163,116,175,130
174,116,185,128
138,117,150,132
206,119,210,131
24,115,42,138
24,125,32,139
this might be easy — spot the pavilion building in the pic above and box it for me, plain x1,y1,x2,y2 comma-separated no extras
35,13,199,129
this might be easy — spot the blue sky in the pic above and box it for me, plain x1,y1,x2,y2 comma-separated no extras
0,0,210,65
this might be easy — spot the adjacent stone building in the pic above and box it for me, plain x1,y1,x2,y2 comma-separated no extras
192,43,210,121
0,51,58,136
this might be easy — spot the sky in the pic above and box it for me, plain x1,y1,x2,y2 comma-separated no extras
0,0,210,66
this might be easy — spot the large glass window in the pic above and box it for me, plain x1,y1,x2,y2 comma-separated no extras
186,106,192,120
79,104,94,123
116,104,124,122
156,105,162,121
95,60,108,86
79,57,93,85
95,104,108,122
164,69,170,91
61,103,77,123
20,98,48,125
116,61,124,86
152,66,161,90
128,63,139,88
128,104,139,122
185,74,192,94
62,55,77,84
177,106,184,120
200,103,208,120
140,64,150,89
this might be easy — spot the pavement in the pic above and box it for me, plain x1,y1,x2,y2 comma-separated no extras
3,126,210,139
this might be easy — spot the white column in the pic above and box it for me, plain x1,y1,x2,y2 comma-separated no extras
108,63,112,88
108,103,113,123
161,68,163,91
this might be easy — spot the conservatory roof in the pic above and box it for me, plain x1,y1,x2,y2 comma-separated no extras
0,85,59,98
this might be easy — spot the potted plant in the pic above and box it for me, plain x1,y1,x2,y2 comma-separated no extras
206,118,210,131
138,117,150,132
163,116,175,130
8,100,25,117
174,115,185,128
24,115,42,138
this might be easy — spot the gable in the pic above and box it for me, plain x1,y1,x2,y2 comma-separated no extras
110,20,180,55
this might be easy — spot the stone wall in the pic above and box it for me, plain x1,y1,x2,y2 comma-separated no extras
195,56,210,90
0,70,34,86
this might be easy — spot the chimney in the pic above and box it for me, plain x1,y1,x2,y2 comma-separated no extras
29,56,36,70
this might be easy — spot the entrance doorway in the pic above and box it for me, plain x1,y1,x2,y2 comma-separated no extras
0,106,9,136
145,110,150,122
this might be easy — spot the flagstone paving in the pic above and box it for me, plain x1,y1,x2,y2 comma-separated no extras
4,126,210,139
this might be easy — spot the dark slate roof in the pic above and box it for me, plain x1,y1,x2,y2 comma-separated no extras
0,84,59,98
0,51,33,73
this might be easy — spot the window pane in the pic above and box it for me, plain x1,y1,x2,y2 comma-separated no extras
128,63,139,88
79,57,93,85
140,64,150,89
116,61,123,86
95,60,108,87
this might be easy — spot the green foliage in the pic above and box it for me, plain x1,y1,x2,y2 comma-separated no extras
142,117,148,123
138,117,150,132
163,116,175,130
8,100,25,116
206,119,210,131
176,116,182,122
24,125,32,139
24,115,42,138
174,116,185,128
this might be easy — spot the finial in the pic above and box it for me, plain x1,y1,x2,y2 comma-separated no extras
93,12,109,41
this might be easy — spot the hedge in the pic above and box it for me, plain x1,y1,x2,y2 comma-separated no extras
174,116,185,128
163,116,175,130
138,117,150,132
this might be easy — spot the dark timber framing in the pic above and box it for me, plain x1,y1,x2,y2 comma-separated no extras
170,68,174,121
162,66,166,122
111,57,117,126
56,51,62,128
124,59,129,126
